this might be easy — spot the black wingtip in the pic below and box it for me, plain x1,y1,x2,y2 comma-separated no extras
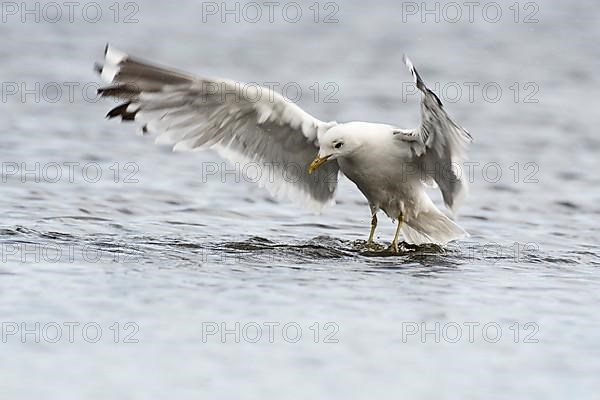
403,55,423,87
464,129,473,141
106,102,128,119
404,55,445,108
106,102,137,121
104,43,109,56
428,89,444,108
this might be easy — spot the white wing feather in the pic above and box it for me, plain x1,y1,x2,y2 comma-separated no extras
96,45,339,210
397,55,473,212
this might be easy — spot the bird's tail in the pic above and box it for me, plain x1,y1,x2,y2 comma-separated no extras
402,199,468,245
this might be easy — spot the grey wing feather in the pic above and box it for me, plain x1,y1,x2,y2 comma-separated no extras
96,46,339,210
399,55,473,212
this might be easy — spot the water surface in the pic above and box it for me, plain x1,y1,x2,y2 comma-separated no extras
1,1,599,399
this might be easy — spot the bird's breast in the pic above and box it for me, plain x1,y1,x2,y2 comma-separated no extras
338,154,423,216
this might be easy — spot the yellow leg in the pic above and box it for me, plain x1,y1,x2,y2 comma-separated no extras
367,214,377,245
390,213,404,253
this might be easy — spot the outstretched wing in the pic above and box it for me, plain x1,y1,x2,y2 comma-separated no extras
396,55,473,212
95,45,339,210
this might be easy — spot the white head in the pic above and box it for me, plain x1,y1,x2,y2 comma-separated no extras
308,123,368,174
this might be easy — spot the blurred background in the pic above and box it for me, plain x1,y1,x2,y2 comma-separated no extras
1,1,599,399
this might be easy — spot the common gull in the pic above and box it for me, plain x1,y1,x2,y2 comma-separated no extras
95,46,472,251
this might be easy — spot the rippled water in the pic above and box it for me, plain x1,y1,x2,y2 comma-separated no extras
1,1,600,399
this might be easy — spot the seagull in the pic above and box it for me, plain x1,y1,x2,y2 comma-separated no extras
95,45,472,251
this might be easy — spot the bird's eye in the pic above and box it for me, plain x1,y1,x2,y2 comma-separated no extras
334,142,343,149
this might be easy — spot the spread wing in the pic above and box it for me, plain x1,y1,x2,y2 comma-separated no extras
95,45,339,210
396,55,473,212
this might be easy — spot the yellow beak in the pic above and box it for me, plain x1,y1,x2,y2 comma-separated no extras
308,154,332,174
